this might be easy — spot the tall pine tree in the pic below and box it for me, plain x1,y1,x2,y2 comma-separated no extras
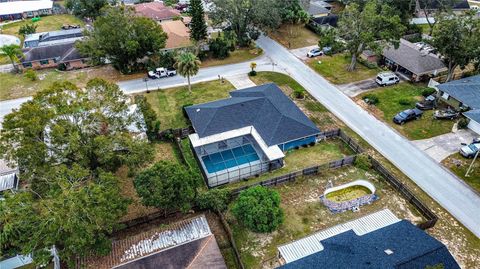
190,0,207,42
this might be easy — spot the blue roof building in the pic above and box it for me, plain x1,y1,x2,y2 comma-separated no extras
185,83,320,187
435,75,480,134
278,210,459,269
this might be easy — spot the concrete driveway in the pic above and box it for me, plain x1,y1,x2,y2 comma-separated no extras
289,45,318,61
412,129,478,162
337,78,380,97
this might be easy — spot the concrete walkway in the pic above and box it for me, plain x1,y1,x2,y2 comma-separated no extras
412,129,478,162
225,73,256,89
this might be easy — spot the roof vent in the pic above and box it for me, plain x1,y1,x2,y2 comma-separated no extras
196,109,200,112
384,249,394,255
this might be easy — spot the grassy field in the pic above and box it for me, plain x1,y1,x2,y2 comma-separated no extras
269,24,319,49
356,82,455,140
0,14,84,39
307,53,380,84
228,165,425,269
226,139,355,189
201,48,263,68
442,153,480,193
144,79,234,130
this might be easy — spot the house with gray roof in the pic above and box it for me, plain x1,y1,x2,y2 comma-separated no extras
185,83,321,187
435,75,480,134
306,0,332,17
278,209,459,269
382,39,447,82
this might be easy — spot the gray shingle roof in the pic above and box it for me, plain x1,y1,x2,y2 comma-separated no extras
22,42,85,63
382,39,446,75
280,220,460,269
464,110,480,123
437,75,480,109
308,1,331,16
418,0,470,10
185,83,320,146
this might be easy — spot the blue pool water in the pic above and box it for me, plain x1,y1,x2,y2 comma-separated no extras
202,144,260,173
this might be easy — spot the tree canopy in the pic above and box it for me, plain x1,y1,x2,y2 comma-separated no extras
77,6,167,73
210,0,282,46
65,0,111,19
432,11,480,81
232,186,284,233
337,0,405,71
190,0,208,42
0,78,152,191
174,52,201,93
0,44,22,71
134,161,200,213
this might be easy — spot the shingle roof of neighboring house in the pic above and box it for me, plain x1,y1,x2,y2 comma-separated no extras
382,39,447,75
311,14,338,27
279,220,460,269
0,0,53,16
185,83,321,147
160,20,192,49
437,75,480,109
464,109,480,123
134,2,181,21
22,42,86,63
418,0,470,10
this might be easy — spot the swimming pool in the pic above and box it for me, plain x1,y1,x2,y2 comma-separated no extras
202,144,260,173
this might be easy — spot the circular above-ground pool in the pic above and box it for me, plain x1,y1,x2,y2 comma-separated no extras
320,180,378,213
0,35,21,52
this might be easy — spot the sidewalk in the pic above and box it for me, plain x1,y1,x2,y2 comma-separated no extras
225,73,256,89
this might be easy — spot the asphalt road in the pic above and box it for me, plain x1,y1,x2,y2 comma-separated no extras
256,35,480,238
1,36,479,237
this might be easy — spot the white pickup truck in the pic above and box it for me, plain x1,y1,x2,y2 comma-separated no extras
148,67,177,79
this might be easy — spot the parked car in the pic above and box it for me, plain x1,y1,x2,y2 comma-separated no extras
307,48,324,58
393,108,423,125
375,72,400,86
156,67,177,78
459,141,480,158
147,71,159,79
415,95,436,110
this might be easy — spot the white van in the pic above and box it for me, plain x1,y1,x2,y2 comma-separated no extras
375,72,400,86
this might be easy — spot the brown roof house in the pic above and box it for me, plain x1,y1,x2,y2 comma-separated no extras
160,20,192,49
77,215,227,269
382,39,447,82
134,2,181,22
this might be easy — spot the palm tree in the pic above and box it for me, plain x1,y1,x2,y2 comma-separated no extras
0,44,22,72
174,52,201,93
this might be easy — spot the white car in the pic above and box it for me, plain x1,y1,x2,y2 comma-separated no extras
147,71,159,79
375,72,400,86
307,48,323,58
460,140,480,158
156,67,177,78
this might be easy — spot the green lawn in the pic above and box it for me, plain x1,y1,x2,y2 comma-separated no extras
357,82,455,140
269,24,320,49
144,80,234,130
307,53,381,84
442,153,480,193
226,139,354,189
201,48,263,68
0,14,84,39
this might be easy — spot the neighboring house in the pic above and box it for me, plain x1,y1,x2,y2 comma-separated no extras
134,1,181,22
0,158,19,196
160,20,192,50
309,14,338,28
77,215,227,269
20,29,87,70
0,0,53,21
21,42,88,70
278,209,460,269
23,28,83,48
433,75,480,134
185,83,321,187
307,0,332,17
360,50,377,64
382,38,447,82
415,0,470,17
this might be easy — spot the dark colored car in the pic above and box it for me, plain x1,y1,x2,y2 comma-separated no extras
415,95,436,110
393,108,423,125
